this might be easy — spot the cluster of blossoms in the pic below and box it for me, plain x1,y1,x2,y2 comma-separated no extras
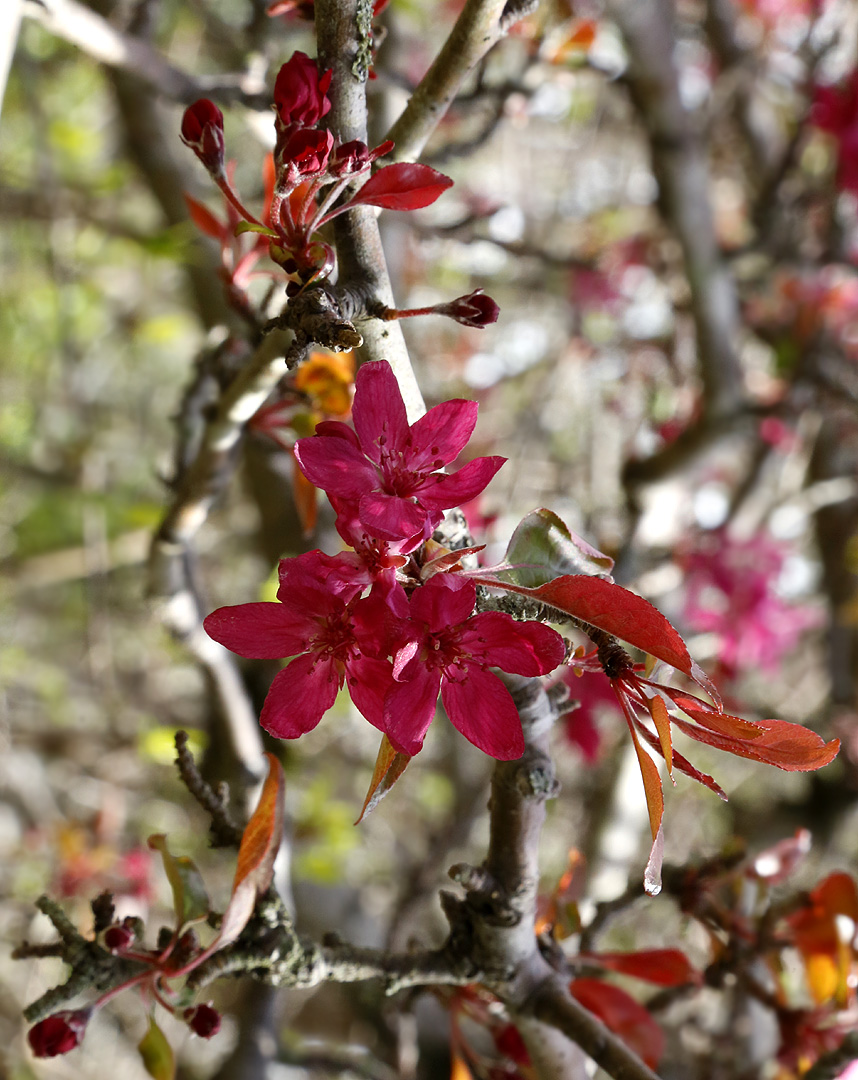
205,360,564,759
180,50,497,331
206,360,838,897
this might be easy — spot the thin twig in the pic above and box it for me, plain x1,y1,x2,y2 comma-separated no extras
174,730,243,847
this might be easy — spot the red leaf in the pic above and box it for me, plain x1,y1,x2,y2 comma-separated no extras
184,193,225,241
587,949,701,987
344,162,454,211
478,573,696,681
569,978,665,1068
658,687,763,741
670,715,840,772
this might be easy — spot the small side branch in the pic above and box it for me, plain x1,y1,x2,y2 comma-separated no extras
385,0,511,164
528,978,662,1080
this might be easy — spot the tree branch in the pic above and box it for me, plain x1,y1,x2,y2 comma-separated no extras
315,0,426,421
385,0,511,164
22,0,267,106
606,0,745,421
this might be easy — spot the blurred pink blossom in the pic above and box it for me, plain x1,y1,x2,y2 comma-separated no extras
679,528,821,680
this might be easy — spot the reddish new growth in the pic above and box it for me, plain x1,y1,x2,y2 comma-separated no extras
567,631,839,893
180,52,454,292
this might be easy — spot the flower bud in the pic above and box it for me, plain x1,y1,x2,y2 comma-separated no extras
434,289,500,328
28,1009,90,1058
181,99,226,178
103,921,135,953
184,1003,222,1039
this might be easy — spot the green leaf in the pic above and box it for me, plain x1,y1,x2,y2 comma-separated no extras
147,835,210,928
234,221,279,238
138,1017,175,1080
502,509,614,587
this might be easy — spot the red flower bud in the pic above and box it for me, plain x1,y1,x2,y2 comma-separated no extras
273,52,332,130
103,922,134,953
184,1003,222,1039
28,1009,90,1058
181,99,226,178
276,128,335,187
435,289,500,328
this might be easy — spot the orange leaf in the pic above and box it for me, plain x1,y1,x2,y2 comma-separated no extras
805,953,839,1005
648,696,673,779
218,753,285,947
450,1052,474,1080
356,735,411,824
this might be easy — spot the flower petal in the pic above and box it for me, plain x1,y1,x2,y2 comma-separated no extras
408,399,478,471
204,603,309,659
352,361,409,464
442,665,525,760
409,574,477,631
416,455,506,509
293,434,377,499
346,655,395,730
260,653,341,738
359,491,435,543
384,666,441,756
458,612,565,675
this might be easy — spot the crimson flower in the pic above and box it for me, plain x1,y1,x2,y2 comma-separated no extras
276,126,335,181
273,51,332,130
180,99,226,178
294,360,505,548
28,1009,91,1058
385,575,565,759
203,550,402,738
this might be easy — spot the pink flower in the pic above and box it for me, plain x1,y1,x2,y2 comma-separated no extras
384,575,565,759
203,551,402,738
28,1010,90,1058
181,99,226,178
679,528,821,679
294,361,506,548
273,52,332,130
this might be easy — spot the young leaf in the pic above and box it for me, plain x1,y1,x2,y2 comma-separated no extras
503,509,614,586
138,1017,175,1080
625,721,664,896
669,716,839,771
357,734,411,823
217,753,285,948
183,193,224,240
648,696,673,779
343,163,453,211
587,949,701,987
147,835,210,928
569,979,665,1068
476,573,694,681
234,221,280,238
